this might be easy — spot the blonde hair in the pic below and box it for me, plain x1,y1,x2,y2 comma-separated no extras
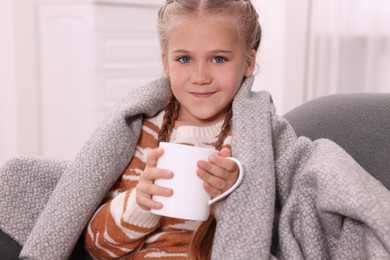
158,0,261,55
157,1,261,259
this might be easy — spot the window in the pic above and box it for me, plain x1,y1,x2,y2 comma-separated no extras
305,0,390,99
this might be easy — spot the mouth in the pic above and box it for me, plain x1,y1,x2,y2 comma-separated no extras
190,91,216,98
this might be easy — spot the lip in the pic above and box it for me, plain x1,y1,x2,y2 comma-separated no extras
190,91,216,98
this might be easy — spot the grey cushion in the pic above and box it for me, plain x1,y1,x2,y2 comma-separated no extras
284,93,390,190
0,229,22,260
0,229,91,260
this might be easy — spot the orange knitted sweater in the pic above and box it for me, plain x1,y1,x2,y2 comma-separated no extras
84,111,230,259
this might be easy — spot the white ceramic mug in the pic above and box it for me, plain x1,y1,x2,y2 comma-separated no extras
150,142,244,221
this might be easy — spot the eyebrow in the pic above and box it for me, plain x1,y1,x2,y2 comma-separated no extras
172,49,234,54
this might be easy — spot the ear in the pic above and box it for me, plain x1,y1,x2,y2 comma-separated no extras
244,49,257,77
161,52,170,76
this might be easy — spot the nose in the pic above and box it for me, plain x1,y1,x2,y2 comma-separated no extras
191,63,211,85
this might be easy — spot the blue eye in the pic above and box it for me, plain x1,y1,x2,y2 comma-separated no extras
212,56,226,64
178,56,192,63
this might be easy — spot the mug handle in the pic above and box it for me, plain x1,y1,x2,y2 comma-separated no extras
208,157,244,205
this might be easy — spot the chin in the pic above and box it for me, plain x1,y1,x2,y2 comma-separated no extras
197,113,225,123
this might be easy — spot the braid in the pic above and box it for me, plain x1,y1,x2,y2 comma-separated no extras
158,93,180,143
156,1,260,259
189,214,216,260
215,105,232,150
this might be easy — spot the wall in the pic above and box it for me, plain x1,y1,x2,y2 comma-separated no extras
0,0,301,162
0,0,18,164
283,0,311,112
0,0,40,163
252,0,288,113
13,0,41,157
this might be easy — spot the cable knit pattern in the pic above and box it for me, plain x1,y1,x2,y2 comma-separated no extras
0,77,389,259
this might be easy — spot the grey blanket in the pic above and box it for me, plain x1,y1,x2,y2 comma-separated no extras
1,77,389,259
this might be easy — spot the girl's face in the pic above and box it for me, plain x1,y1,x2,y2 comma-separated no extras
162,15,256,126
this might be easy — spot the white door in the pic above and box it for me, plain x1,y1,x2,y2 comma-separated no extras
38,1,164,160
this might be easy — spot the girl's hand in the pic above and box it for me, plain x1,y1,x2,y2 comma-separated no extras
196,147,239,199
136,147,173,211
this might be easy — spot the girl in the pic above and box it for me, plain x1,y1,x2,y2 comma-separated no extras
85,0,261,259
2,1,389,259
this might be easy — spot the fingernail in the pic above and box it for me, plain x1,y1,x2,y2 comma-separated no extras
198,160,206,167
209,155,216,162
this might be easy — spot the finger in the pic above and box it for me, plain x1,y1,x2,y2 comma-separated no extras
197,159,223,176
137,193,163,210
137,182,173,197
140,167,173,182
197,168,226,191
209,155,238,173
146,147,164,167
197,157,236,180
203,182,222,199
136,183,173,210
218,147,232,157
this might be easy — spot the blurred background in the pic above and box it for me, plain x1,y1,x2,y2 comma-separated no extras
1,0,389,162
